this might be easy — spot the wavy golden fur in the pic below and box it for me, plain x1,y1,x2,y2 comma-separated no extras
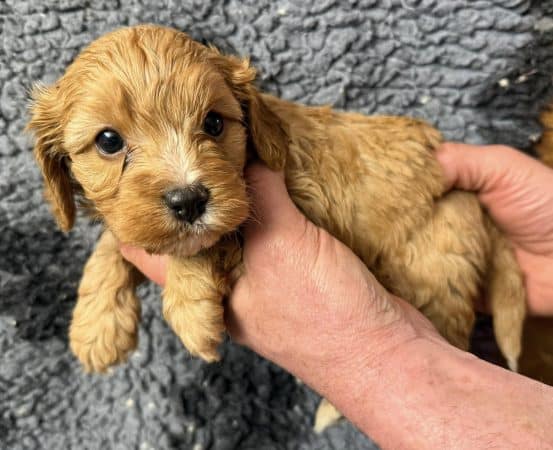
28,25,526,384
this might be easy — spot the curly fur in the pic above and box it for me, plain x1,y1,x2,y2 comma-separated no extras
27,25,526,382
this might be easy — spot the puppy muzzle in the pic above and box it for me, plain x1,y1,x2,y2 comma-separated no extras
163,184,210,224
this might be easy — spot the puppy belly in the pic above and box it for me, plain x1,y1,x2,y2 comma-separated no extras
370,191,489,350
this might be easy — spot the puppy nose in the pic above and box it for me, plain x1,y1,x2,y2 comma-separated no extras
164,184,210,224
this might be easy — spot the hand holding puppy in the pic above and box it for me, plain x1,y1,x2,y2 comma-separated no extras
124,163,439,379
437,143,553,316
123,145,553,449
124,144,553,370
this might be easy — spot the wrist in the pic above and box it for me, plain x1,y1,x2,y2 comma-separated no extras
295,286,445,402
314,326,553,449
316,314,451,407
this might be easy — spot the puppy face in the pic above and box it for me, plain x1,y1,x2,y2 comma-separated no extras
28,25,288,256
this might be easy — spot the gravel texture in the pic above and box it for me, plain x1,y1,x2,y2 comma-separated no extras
1,1,552,449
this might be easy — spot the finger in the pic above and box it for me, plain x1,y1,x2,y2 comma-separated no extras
436,142,521,192
245,162,302,230
120,244,168,286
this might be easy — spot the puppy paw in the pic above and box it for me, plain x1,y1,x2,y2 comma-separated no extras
314,398,343,433
70,289,140,373
163,293,225,362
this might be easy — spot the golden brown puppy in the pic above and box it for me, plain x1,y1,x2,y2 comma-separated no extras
28,25,526,391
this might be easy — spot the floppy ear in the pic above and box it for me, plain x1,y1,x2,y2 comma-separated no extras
27,84,75,232
217,55,289,170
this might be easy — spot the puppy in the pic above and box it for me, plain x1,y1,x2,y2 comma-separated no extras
28,24,526,426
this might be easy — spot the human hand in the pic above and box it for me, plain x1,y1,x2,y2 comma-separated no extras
437,143,553,316
121,163,440,385
121,157,553,450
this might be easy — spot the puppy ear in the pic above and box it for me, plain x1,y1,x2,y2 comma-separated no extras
219,55,288,170
27,84,76,232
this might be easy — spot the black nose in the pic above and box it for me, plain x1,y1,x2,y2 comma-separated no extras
164,184,210,224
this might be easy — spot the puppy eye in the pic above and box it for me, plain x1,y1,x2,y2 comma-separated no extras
95,129,125,155
203,111,224,137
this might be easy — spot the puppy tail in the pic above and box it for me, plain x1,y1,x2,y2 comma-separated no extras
486,218,526,372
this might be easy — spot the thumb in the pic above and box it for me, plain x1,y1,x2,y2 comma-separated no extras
120,244,167,286
245,162,301,229
436,142,524,193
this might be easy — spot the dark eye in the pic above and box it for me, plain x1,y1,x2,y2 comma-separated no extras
203,111,224,137
95,129,125,155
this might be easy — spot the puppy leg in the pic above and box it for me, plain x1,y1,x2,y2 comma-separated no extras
416,291,475,351
378,192,486,351
70,230,142,372
486,222,526,372
163,251,228,362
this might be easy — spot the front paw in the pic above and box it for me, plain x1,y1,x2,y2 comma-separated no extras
163,294,225,362
69,293,140,372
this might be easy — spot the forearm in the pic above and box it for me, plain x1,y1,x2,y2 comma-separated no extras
313,334,553,449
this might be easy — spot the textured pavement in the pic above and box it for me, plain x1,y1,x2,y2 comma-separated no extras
1,1,553,449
